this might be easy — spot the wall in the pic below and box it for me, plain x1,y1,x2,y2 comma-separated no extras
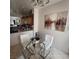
38,0,69,54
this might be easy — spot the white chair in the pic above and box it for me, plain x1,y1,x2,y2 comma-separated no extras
40,34,54,59
20,34,32,49
20,34,34,59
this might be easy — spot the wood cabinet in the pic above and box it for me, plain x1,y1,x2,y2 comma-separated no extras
21,15,33,25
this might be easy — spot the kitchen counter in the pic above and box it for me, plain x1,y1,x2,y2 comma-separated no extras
10,24,33,33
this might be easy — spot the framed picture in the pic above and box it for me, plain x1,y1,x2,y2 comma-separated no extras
44,15,53,28
55,17,67,31
44,11,68,31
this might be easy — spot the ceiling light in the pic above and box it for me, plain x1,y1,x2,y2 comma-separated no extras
31,0,50,7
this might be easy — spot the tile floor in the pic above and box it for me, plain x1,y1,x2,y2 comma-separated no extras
11,44,69,59
10,44,22,59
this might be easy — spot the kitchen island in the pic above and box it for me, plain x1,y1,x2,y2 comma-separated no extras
10,30,33,46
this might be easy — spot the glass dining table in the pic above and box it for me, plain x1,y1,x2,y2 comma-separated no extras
25,37,43,59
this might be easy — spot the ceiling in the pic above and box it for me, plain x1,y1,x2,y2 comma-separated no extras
10,0,63,17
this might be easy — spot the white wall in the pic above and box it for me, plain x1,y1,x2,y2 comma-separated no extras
38,0,69,54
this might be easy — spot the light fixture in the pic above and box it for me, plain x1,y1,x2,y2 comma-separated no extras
31,0,50,7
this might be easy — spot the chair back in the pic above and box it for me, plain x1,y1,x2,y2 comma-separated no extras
20,34,33,49
44,34,54,50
